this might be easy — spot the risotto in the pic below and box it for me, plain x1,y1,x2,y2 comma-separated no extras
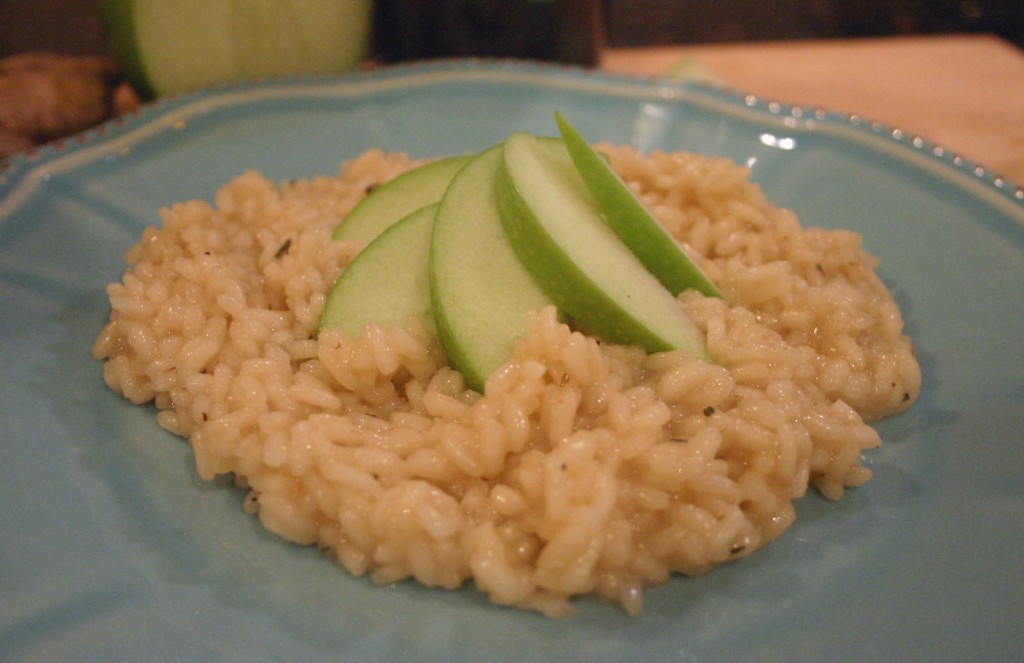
92,144,920,617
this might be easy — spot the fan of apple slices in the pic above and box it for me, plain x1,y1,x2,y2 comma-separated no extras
319,114,721,393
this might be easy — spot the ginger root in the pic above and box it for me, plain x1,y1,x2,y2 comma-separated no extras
0,52,140,159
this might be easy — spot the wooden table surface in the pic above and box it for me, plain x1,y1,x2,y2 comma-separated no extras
601,34,1024,185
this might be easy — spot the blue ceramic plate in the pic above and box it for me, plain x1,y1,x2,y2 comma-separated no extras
2,61,1022,663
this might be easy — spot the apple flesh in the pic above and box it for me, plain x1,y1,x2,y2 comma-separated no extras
100,0,372,98
333,155,471,244
319,203,437,338
496,132,710,361
555,112,722,298
430,145,555,392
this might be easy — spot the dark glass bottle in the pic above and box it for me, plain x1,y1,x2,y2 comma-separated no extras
373,0,604,66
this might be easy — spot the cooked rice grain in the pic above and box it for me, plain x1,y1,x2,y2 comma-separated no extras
93,145,920,617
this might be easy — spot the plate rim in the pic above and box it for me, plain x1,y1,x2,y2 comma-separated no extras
1,58,1022,225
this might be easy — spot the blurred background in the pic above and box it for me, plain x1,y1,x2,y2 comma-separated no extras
604,0,1024,47
2,0,1022,59
1,0,1022,160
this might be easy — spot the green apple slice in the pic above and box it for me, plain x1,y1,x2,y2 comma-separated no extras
100,0,372,98
430,145,555,392
554,112,722,298
319,204,437,337
497,132,711,361
333,155,471,244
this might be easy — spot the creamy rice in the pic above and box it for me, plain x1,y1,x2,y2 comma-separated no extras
93,145,921,617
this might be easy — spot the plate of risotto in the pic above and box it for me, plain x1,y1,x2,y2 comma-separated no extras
1,61,1022,662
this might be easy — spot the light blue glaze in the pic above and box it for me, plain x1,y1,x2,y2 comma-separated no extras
1,61,1022,663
